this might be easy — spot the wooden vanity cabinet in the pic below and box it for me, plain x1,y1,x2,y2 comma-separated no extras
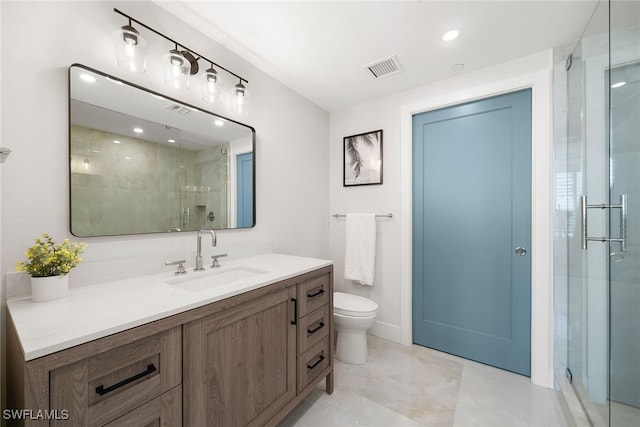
182,266,334,427
183,285,297,426
7,324,182,427
7,265,333,427
102,386,182,427
296,273,332,393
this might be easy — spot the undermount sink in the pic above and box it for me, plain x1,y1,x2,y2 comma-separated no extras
165,266,269,292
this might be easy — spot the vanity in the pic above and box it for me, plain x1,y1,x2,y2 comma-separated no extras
7,254,334,426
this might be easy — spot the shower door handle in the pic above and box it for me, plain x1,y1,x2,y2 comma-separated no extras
580,194,627,252
515,247,527,256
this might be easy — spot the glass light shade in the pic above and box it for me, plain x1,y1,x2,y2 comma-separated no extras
112,25,147,73
231,81,249,115
201,67,223,104
164,49,191,91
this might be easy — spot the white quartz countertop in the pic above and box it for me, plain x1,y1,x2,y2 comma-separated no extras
8,253,332,361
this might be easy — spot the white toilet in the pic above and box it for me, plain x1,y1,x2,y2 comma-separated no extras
333,292,378,365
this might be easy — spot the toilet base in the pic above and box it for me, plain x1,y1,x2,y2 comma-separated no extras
335,330,369,365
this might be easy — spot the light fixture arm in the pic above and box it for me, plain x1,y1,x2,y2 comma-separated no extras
113,8,248,84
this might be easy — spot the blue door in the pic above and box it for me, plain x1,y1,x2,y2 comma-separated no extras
237,152,254,228
412,89,532,376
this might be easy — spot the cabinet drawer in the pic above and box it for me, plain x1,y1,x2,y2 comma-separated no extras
50,326,181,427
297,337,330,392
103,385,182,427
297,273,330,317
298,305,330,354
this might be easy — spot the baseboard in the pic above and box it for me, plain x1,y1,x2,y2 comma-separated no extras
369,320,402,344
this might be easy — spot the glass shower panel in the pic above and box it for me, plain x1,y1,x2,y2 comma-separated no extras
567,1,610,425
568,1,640,426
609,2,640,425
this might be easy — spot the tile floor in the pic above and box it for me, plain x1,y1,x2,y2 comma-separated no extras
281,336,570,427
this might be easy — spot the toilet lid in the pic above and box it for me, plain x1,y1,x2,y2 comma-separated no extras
334,292,378,317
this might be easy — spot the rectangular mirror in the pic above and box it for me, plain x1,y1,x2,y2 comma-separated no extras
69,64,255,237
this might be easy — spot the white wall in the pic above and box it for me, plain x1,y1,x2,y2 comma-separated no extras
0,0,329,395
1,0,329,282
330,50,554,387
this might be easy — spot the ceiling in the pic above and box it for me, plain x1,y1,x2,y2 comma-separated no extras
157,1,602,112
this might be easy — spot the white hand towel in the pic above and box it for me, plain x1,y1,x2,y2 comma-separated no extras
344,213,376,286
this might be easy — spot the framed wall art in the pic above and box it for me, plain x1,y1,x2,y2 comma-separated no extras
343,129,383,186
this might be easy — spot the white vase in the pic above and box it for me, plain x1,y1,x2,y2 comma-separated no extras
31,274,69,302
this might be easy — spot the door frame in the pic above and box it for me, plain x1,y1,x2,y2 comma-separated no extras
400,67,553,388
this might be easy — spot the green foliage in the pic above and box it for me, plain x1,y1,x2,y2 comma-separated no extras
16,233,87,277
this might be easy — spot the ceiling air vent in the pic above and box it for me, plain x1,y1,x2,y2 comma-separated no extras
364,55,404,79
166,103,192,115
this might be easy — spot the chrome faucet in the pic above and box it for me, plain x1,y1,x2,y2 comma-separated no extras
195,230,216,271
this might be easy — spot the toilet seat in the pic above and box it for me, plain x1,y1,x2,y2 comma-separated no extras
334,292,378,317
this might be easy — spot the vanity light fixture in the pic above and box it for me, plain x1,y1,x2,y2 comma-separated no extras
232,79,248,115
201,63,223,104
112,18,148,73
164,45,192,90
113,8,249,113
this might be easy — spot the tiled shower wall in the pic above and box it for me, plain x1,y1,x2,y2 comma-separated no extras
70,125,228,236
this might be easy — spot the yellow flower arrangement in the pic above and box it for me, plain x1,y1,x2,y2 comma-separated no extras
16,233,87,277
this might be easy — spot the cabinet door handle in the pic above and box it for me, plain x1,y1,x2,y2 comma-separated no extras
95,363,156,396
307,321,325,335
291,298,297,325
307,354,325,371
307,288,325,299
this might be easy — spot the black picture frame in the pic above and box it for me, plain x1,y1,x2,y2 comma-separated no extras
343,129,383,186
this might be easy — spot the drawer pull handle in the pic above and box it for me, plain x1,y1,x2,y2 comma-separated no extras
95,363,156,396
307,354,325,371
307,321,325,334
291,298,297,325
307,288,325,299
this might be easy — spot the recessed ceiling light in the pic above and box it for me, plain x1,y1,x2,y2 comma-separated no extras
168,139,176,143
133,127,143,134
214,119,224,127
611,81,627,88
79,73,96,83
106,77,123,85
112,140,121,144
442,29,461,42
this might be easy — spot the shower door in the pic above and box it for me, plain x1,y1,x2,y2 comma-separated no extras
566,1,639,426
609,2,639,425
